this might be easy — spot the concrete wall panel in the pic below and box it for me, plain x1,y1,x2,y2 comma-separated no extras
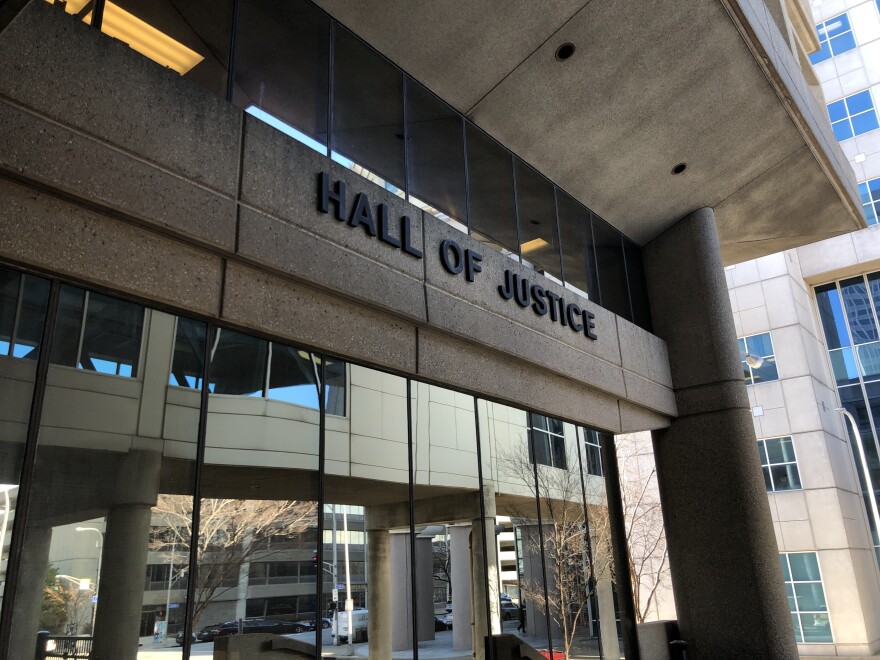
0,178,223,316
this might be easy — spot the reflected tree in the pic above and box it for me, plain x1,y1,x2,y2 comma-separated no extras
151,495,318,627
40,565,93,634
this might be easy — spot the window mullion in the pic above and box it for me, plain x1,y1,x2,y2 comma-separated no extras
76,290,89,369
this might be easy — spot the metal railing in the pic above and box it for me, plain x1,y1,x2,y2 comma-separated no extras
35,632,93,660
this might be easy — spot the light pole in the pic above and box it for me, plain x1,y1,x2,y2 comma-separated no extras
75,527,103,633
836,407,880,548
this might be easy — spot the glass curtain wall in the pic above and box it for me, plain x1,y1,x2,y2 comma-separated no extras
0,267,50,624
48,0,652,329
8,287,200,660
816,276,880,564
0,260,636,659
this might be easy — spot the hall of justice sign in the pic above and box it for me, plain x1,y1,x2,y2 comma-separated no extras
318,172,597,341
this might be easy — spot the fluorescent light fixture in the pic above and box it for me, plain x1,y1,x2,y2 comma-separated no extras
47,0,205,75
521,238,550,254
97,3,204,74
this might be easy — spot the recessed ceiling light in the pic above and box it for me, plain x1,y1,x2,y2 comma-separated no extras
671,162,687,175
555,43,575,61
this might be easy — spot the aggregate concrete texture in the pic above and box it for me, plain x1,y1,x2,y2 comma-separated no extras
645,208,798,659
0,0,676,433
314,0,862,260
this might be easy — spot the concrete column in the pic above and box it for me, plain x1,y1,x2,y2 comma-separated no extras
450,525,472,652
643,207,798,659
366,527,392,659
415,536,435,642
8,525,51,660
390,532,413,651
596,577,621,660
471,486,500,659
92,503,152,660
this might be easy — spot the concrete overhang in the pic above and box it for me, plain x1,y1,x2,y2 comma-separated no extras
314,0,865,264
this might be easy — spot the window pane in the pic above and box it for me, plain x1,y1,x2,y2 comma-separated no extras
792,614,803,643
780,555,791,581
593,216,631,319
333,26,405,192
751,356,778,383
841,277,878,344
12,309,199,660
757,441,768,465
169,318,206,388
531,429,551,467
515,160,562,279
858,342,880,380
234,0,329,150
800,613,832,643
210,328,267,396
830,347,859,385
79,293,144,378
789,552,821,581
851,110,880,136
49,285,85,368
846,90,874,116
0,268,20,355
466,124,519,258
766,437,796,464
324,358,346,416
825,14,851,37
268,343,319,407
794,583,826,612
816,283,851,349
832,119,854,141
624,238,651,331
551,436,567,470
828,99,848,122
557,191,600,301
830,32,856,55
0,267,48,627
12,277,50,360
102,0,232,97
762,467,773,490
770,464,801,491
745,333,774,358
406,79,466,224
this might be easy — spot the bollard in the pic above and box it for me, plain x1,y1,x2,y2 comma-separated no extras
669,639,689,660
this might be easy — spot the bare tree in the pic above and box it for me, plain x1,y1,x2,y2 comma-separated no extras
614,433,670,624
151,495,318,627
499,447,596,658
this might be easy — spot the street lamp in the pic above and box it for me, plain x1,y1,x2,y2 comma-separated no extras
75,527,103,632
835,407,880,547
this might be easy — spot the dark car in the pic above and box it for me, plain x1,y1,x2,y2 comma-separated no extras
174,630,197,646
308,618,332,630
500,601,520,621
197,619,287,641
434,616,449,631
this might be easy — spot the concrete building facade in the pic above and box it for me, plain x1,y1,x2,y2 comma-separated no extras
0,1,868,659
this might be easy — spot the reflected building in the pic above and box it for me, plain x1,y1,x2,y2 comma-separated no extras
0,1,866,660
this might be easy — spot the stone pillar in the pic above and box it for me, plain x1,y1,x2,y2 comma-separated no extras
596,577,621,660
450,525,472,652
366,528,392,659
415,536,435,642
471,486,500,659
8,525,51,660
92,503,152,660
643,207,797,659
390,532,413,651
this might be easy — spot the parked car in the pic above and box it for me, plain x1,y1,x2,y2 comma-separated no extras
196,619,287,641
308,618,332,630
434,616,449,631
500,601,520,621
174,630,197,646
444,612,453,629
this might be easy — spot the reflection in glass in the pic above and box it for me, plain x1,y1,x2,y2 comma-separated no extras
0,267,49,626
830,348,859,386
11,297,198,660
406,80,467,229
624,238,651,332
466,124,519,259
324,364,412,657
557,191,599,301
194,330,322,654
816,283,851,349
515,161,562,279
233,0,329,151
333,26,405,194
858,343,880,381
592,217,631,320
840,276,878,345
411,383,488,655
